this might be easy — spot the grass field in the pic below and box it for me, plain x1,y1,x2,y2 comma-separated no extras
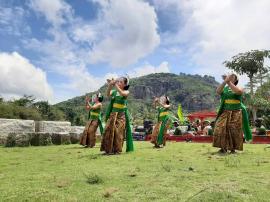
0,142,270,202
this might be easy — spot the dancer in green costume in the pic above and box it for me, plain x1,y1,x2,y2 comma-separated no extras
100,77,134,154
80,93,104,148
213,74,252,153
151,96,171,148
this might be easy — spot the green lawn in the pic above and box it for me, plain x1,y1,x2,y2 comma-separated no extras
0,142,270,202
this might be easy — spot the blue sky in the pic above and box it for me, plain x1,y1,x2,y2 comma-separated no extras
0,0,270,103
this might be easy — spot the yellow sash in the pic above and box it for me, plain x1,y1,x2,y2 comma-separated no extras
91,112,99,116
113,103,126,109
224,99,240,104
159,111,169,117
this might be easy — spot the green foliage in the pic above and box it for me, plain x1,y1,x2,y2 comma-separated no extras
13,95,36,107
15,133,31,147
0,96,65,121
225,50,270,120
5,133,16,147
224,50,270,80
84,173,103,185
0,102,42,120
30,133,52,146
262,115,270,129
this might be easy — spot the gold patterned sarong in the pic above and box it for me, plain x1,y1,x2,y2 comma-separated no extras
100,112,126,154
80,120,99,147
213,110,243,151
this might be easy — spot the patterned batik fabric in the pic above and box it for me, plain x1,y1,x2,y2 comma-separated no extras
213,110,243,151
80,120,99,147
100,112,126,154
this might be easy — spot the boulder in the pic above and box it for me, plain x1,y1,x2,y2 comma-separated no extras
35,121,71,133
0,119,35,133
51,132,71,145
70,126,85,135
30,132,52,146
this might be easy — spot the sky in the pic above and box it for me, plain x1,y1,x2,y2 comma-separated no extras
0,0,270,104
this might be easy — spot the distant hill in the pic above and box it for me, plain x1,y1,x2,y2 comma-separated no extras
55,73,220,125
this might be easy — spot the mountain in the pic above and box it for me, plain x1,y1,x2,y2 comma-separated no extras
55,73,220,125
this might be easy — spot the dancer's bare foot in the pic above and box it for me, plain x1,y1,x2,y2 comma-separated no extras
230,150,236,154
218,148,227,153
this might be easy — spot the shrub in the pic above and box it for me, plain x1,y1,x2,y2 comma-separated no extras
15,133,31,147
0,133,7,145
51,133,62,145
5,133,16,147
30,133,40,146
61,133,71,145
39,133,52,146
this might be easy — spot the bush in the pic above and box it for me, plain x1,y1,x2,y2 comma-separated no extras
30,133,40,146
61,133,71,145
39,133,52,146
84,173,103,185
51,133,62,145
5,133,16,147
30,133,52,146
0,133,7,145
15,133,31,147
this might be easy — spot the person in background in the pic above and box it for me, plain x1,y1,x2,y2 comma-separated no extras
173,121,182,136
151,96,171,148
80,93,104,148
208,121,215,136
254,118,266,136
202,120,211,136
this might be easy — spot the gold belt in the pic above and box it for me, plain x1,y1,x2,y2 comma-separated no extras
113,103,126,109
224,99,240,104
91,112,99,116
159,111,169,117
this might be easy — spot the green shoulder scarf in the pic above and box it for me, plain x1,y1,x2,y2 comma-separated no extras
216,87,252,141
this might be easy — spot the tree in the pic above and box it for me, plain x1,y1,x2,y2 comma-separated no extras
223,50,270,120
34,101,50,117
13,95,36,107
254,70,269,88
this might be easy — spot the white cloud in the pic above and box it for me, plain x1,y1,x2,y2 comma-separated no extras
0,52,53,102
152,0,270,85
29,0,72,27
89,0,160,67
0,6,31,36
72,25,96,42
23,0,161,102
129,61,170,78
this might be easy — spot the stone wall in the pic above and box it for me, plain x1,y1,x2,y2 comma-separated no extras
35,121,71,133
0,119,35,134
0,119,102,146
70,126,85,135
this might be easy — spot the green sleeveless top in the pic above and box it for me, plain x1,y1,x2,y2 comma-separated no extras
88,102,101,120
222,86,242,110
158,107,169,122
111,90,127,113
